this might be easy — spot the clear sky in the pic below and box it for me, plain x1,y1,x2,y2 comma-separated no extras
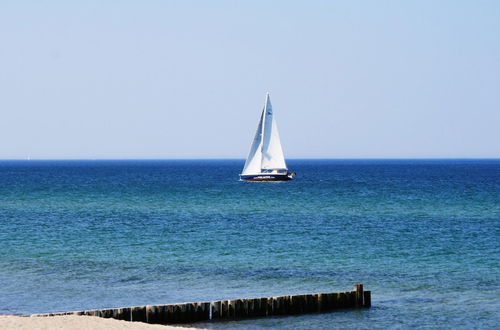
1,1,499,159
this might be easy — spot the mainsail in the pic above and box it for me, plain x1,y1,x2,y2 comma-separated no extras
241,93,287,175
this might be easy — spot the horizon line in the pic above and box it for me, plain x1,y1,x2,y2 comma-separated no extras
0,157,499,161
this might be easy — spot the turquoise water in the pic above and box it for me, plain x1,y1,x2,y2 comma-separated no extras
0,160,498,328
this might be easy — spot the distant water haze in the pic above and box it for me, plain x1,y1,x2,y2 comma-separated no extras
0,1,499,159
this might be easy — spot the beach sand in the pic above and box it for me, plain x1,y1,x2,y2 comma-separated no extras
0,315,195,329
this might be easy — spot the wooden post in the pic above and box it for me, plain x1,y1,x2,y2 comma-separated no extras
257,297,267,317
348,291,356,307
363,291,371,307
311,294,319,313
131,306,146,323
353,283,364,307
210,301,221,319
273,296,288,315
266,297,273,316
154,305,167,324
234,299,245,318
221,300,229,318
228,300,236,319
145,305,155,324
333,292,339,310
165,305,175,323
172,305,181,323
337,292,346,308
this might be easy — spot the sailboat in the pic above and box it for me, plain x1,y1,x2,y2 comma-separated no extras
240,93,296,181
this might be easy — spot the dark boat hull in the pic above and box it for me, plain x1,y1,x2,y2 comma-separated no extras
239,174,293,181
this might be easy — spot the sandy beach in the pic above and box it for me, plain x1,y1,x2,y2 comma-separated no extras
0,315,194,330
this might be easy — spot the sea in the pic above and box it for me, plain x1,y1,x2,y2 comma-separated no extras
0,159,498,329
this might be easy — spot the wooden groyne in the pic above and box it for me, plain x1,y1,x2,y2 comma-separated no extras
34,284,370,325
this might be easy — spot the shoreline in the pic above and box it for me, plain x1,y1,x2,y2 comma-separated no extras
0,315,194,330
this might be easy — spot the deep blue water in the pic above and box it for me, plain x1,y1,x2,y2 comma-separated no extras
0,159,498,328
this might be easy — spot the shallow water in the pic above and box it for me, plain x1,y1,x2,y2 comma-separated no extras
0,160,498,328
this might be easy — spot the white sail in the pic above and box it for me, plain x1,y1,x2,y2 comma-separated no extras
261,94,287,170
241,109,264,175
241,93,287,175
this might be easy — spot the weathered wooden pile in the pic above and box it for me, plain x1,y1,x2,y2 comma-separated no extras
34,284,370,325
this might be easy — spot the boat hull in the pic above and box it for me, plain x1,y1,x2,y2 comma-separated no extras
239,174,293,181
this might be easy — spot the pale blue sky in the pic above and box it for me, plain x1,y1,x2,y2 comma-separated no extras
1,1,499,159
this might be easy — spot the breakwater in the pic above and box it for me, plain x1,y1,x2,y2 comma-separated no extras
33,284,370,325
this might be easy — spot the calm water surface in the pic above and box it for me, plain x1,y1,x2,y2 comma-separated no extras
0,160,498,328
